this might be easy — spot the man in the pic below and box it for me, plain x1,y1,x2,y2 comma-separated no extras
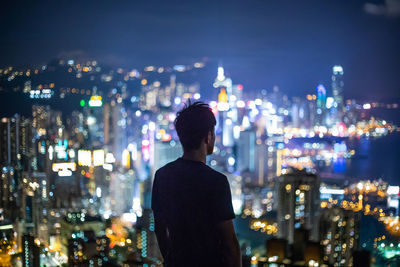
151,101,241,267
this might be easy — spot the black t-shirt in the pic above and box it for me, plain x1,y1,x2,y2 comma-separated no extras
151,157,235,267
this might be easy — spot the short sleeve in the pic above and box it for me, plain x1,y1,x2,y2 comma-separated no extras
212,175,235,222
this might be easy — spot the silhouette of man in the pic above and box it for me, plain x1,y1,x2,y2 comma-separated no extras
152,101,241,267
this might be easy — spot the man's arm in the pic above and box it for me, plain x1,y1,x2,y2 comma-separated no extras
216,219,242,267
154,212,169,261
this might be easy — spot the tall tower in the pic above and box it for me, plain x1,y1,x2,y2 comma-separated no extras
331,65,344,108
316,84,327,110
276,169,320,244
213,65,233,100
213,66,234,147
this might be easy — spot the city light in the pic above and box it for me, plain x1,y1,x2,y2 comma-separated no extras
52,162,77,172
93,149,105,166
0,5,398,265
88,95,103,107
78,150,92,166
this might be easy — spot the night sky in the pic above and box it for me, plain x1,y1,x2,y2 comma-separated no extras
1,0,400,100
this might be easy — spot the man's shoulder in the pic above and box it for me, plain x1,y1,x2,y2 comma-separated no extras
155,158,180,175
205,166,227,180
155,159,226,180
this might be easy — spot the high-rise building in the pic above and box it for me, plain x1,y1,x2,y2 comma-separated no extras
236,129,256,174
316,84,327,110
320,207,360,266
276,169,320,244
0,115,33,166
213,66,232,100
0,115,34,222
22,234,40,267
332,65,344,109
315,84,327,126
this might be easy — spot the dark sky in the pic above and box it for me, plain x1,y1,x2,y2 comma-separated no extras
1,0,400,100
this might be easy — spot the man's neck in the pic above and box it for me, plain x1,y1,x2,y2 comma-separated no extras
182,149,206,164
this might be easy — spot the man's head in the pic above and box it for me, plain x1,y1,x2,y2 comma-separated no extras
174,101,216,155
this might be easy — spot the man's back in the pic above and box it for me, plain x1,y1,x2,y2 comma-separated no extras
151,157,235,267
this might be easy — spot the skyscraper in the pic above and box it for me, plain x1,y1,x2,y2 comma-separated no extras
332,65,344,109
276,169,320,244
320,207,360,266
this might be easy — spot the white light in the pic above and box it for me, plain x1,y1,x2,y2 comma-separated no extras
122,213,137,224
68,149,75,159
58,169,72,177
148,121,156,131
193,93,201,100
268,256,278,262
135,110,142,117
248,101,256,109
96,187,102,198
209,101,217,108
357,182,363,190
233,126,241,139
326,97,334,109
388,186,400,195
93,150,105,166
320,187,345,195
132,197,142,217
174,97,181,105
103,210,112,220
333,65,343,74
217,102,229,111
363,103,371,110
228,157,235,166
52,162,76,172
131,146,138,161
48,146,54,160
242,116,250,129
105,153,116,163
103,163,113,171
236,100,245,108
232,199,242,215
87,116,96,125
78,150,92,166
217,66,225,81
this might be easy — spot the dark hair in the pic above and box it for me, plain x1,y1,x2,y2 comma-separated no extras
174,100,216,151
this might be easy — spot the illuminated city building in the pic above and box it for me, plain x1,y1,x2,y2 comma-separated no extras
320,207,360,266
0,56,398,266
0,115,34,222
213,65,232,100
315,84,327,126
214,66,235,147
332,65,344,109
22,234,40,267
276,169,320,244
331,65,345,124
236,129,256,174
316,84,327,111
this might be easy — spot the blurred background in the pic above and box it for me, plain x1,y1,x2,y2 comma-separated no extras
0,0,400,266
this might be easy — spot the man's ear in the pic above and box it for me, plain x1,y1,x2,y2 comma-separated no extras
205,131,212,144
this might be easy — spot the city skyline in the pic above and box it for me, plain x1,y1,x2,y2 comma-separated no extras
1,1,400,266
1,0,400,100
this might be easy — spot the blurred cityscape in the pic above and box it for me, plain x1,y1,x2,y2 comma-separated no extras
0,58,400,266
